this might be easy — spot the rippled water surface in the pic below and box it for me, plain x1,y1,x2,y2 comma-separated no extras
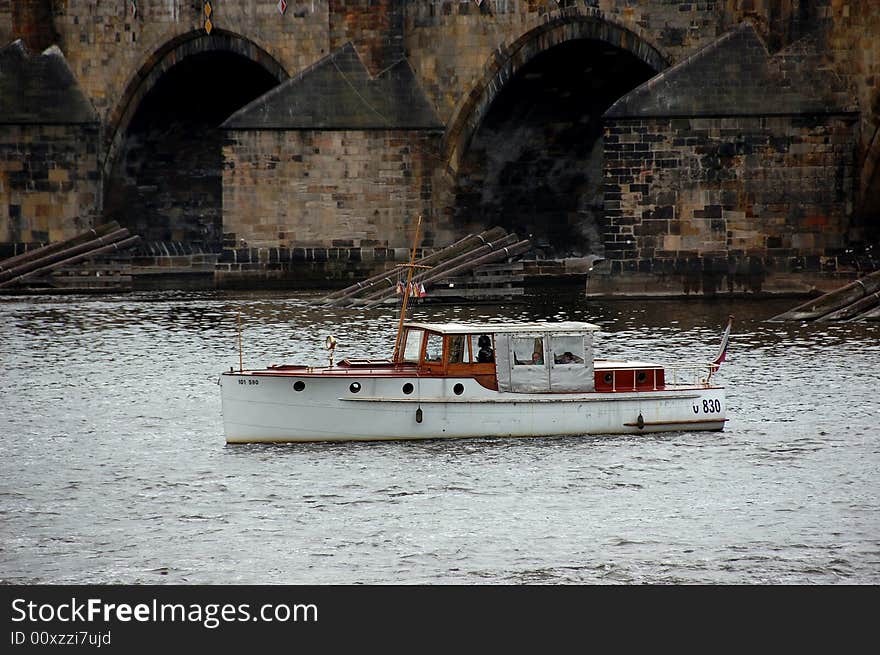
1,290,878,584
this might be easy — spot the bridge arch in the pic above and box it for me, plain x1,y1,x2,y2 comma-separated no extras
101,30,287,250
444,12,669,174
103,29,288,178
442,11,670,258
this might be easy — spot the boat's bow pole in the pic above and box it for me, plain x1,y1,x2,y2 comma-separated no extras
392,215,428,362
237,309,243,373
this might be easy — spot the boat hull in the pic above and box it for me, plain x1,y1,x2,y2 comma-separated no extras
220,372,726,444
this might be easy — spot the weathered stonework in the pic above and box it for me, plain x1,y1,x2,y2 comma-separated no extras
1,1,878,292
9,0,55,53
0,3,11,48
601,115,857,293
0,123,100,247
822,0,880,224
51,0,330,129
218,42,444,285
600,23,859,294
329,0,404,75
406,1,688,126
221,128,441,251
0,42,100,249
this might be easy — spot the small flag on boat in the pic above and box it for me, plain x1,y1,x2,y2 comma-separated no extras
419,283,427,298
712,315,734,366
395,281,404,295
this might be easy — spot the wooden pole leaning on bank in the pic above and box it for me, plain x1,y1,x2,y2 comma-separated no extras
0,221,121,281
769,269,880,321
0,233,140,289
364,238,532,309
354,232,520,306
319,226,508,307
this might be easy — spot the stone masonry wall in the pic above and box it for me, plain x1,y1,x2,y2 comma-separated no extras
218,128,441,287
823,0,880,227
3,0,877,291
222,128,441,250
51,0,330,125
406,1,731,125
603,115,857,292
0,124,100,246
329,0,404,75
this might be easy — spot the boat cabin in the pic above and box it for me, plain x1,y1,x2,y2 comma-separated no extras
399,322,599,392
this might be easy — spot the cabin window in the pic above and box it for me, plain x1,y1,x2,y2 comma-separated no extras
448,334,467,364
513,336,544,366
402,329,424,362
475,333,495,363
425,332,444,363
551,335,585,365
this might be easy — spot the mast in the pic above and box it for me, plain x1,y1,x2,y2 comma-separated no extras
392,215,422,362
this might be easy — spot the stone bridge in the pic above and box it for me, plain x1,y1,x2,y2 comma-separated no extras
2,0,879,293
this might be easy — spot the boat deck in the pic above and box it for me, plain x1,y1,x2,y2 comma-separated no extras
224,356,718,391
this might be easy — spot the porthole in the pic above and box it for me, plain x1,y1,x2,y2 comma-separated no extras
402,383,414,395
293,380,305,392
603,373,613,384
453,383,464,395
636,371,647,384
349,382,361,393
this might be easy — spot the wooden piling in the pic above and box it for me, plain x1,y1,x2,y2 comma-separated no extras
0,234,140,289
0,221,121,280
0,228,132,287
360,239,532,308
353,232,520,306
317,226,508,307
770,269,880,321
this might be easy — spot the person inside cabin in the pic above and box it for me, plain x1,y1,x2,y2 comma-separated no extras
476,334,494,363
513,336,544,365
555,351,584,365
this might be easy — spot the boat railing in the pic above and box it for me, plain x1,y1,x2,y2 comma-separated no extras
597,361,720,390
663,361,721,387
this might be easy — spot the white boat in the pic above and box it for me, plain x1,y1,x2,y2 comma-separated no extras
220,215,730,443
219,317,732,444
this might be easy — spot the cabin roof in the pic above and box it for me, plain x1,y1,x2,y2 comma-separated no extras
404,321,600,335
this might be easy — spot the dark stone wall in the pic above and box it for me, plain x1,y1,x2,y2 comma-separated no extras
214,243,436,289
0,43,100,248
602,114,858,292
0,123,100,245
596,21,867,294
0,2,12,47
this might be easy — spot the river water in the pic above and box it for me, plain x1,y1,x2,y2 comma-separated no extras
1,289,878,584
